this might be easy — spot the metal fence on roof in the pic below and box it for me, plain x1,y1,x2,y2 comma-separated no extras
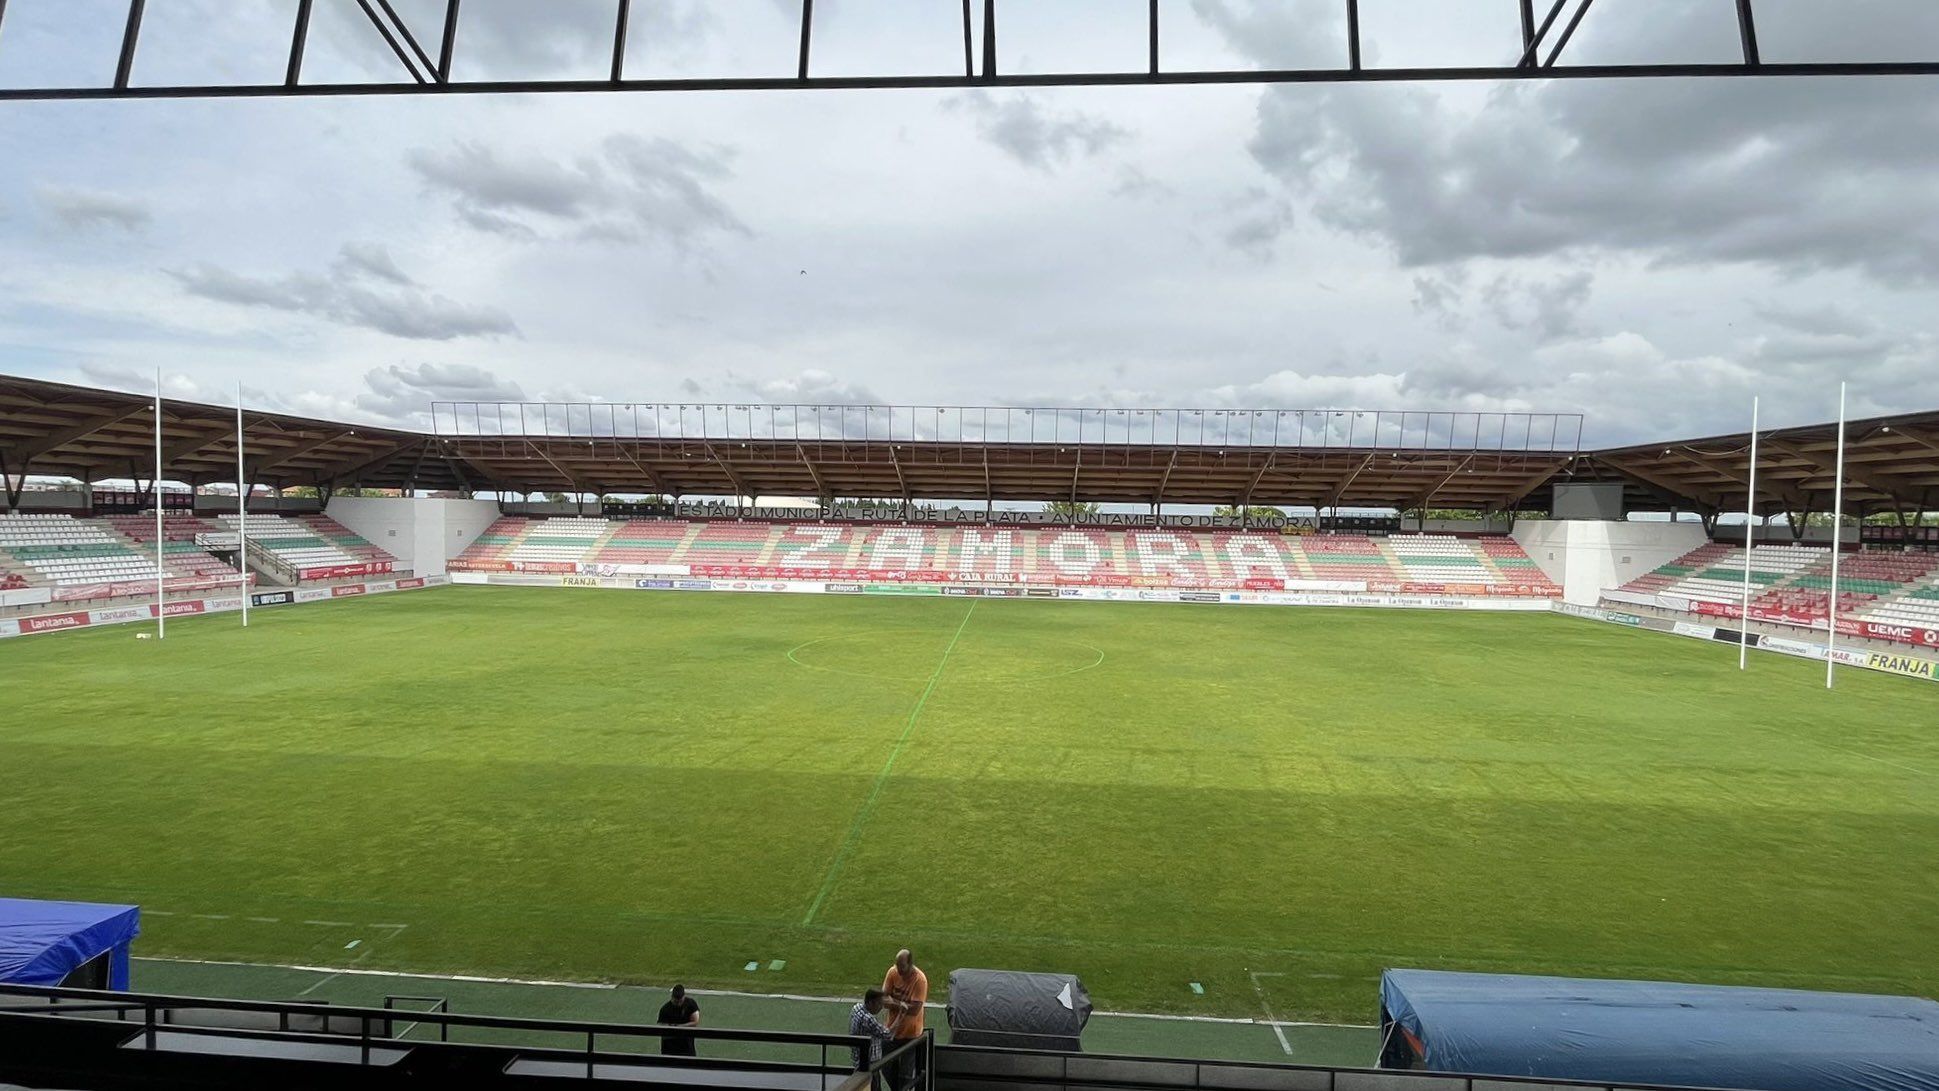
430,403,1584,454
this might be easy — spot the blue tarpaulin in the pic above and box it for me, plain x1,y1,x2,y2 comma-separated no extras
1380,970,1939,1091
0,898,141,991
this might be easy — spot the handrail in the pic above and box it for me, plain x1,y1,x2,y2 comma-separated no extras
242,538,299,585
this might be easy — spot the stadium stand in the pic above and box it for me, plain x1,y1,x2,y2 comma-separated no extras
451,516,534,567
0,513,166,589
505,515,612,566
1613,543,1824,606
684,521,781,565
103,514,238,582
295,513,397,566
217,513,398,575
0,511,410,605
1752,550,1939,623
1850,562,1939,628
447,517,1556,595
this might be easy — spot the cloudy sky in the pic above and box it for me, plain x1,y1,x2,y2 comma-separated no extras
1,0,1936,448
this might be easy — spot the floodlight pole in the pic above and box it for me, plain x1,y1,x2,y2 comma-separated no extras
153,366,165,640
1824,381,1847,689
1738,396,1758,669
237,379,249,628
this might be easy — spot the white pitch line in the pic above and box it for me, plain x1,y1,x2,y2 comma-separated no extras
302,919,354,927
126,957,1375,1031
1248,973,1294,1056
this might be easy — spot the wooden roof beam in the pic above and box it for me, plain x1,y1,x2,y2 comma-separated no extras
1598,455,1724,510
247,430,352,476
1323,453,1378,510
1760,436,1910,506
796,444,829,502
701,440,752,501
1885,424,1939,459
313,437,425,486
6,403,151,462
159,423,240,466
1405,452,1476,511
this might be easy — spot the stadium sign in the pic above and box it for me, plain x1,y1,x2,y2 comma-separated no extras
19,611,90,634
1858,621,1939,649
1866,652,1938,680
1759,636,1825,659
91,607,148,624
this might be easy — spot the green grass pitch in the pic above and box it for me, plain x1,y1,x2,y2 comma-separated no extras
3,586,1935,1023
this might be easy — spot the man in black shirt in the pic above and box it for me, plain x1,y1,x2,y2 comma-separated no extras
657,984,701,1056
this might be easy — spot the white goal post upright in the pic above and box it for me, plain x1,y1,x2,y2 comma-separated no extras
153,367,165,641
1739,397,1759,670
1825,382,1849,689
237,379,249,628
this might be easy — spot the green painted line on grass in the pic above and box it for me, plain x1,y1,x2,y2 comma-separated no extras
801,602,978,925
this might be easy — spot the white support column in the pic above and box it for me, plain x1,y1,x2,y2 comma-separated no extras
1825,382,1848,689
1739,397,1759,669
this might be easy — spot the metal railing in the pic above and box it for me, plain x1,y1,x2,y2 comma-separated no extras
935,1044,1750,1091
431,403,1583,454
243,538,300,585
0,982,877,1081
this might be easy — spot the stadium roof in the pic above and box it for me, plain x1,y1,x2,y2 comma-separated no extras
1576,411,1939,518
2,374,1936,515
0,375,468,498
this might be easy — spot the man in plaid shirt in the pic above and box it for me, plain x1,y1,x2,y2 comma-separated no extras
849,988,896,1083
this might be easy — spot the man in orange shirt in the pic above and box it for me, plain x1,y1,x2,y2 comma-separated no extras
881,949,928,1091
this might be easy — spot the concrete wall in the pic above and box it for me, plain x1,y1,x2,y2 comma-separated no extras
0,490,88,513
1513,519,1709,606
326,497,501,578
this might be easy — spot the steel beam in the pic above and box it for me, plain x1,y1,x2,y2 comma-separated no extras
5,62,1939,101
440,0,462,82
114,0,146,89
287,0,315,86
1736,0,1761,66
610,0,629,82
